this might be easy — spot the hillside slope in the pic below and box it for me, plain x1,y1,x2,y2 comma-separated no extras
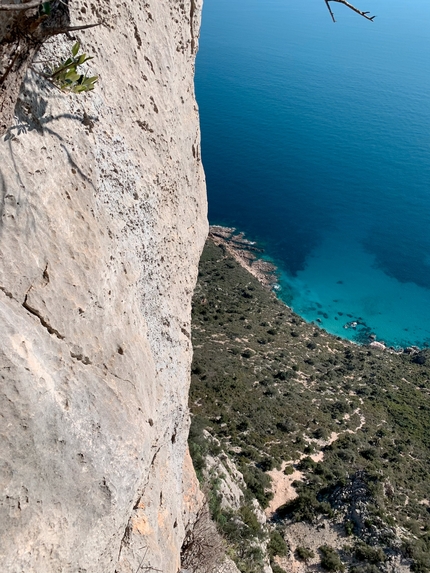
190,239,430,573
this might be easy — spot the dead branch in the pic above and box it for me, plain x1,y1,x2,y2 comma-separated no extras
48,21,102,33
0,41,20,84
324,0,375,22
181,503,227,573
0,0,44,11
0,0,103,134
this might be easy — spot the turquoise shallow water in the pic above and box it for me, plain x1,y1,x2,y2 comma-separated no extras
196,0,430,348
278,232,430,348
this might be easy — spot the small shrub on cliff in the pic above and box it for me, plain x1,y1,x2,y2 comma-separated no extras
319,545,344,572
268,530,288,558
188,415,209,480
181,504,226,573
295,546,315,562
46,42,98,93
241,465,273,509
239,504,264,539
354,543,386,564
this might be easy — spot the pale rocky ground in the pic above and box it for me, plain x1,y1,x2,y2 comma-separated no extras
205,453,245,512
0,1,208,572
277,521,412,573
277,521,346,573
265,431,340,517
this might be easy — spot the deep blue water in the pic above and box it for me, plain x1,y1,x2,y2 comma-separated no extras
196,0,430,348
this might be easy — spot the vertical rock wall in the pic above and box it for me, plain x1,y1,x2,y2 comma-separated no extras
0,1,207,571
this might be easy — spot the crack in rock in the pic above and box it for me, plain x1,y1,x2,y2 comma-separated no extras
70,350,92,365
0,285,14,299
22,294,65,340
190,0,197,53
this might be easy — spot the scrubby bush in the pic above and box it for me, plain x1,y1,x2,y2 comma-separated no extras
276,492,331,523
345,521,354,536
242,465,273,508
239,504,264,539
258,457,275,472
277,419,297,433
354,543,386,564
295,546,315,562
181,504,226,573
313,427,328,440
319,545,344,572
270,563,287,573
268,530,288,558
188,415,209,479
298,456,317,471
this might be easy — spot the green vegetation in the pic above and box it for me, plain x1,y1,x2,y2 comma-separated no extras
46,42,98,93
295,546,315,562
189,239,430,572
354,543,386,564
319,545,345,571
268,529,288,558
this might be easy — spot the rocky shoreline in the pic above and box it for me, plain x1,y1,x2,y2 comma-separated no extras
208,226,426,355
209,226,279,290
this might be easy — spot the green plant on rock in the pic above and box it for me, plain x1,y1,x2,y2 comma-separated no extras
47,42,98,93
270,563,287,573
319,545,345,572
354,543,386,564
239,504,265,540
295,546,315,563
268,529,288,558
242,464,273,509
344,520,354,536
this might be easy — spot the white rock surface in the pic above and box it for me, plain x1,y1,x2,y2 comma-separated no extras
0,1,207,572
205,453,245,511
370,341,386,350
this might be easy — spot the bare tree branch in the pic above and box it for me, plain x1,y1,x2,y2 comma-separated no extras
324,0,337,22
0,41,20,85
48,21,102,34
0,0,44,11
181,503,227,573
325,0,375,22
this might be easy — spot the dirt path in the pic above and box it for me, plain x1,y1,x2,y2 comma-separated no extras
266,463,304,516
266,419,366,517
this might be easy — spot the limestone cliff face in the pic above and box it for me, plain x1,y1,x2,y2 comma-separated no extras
0,1,207,571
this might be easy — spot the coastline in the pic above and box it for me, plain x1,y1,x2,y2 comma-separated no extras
208,226,422,355
209,225,279,291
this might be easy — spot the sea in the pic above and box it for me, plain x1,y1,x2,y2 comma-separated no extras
195,0,430,349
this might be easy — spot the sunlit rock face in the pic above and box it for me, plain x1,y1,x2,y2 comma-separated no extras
0,1,207,571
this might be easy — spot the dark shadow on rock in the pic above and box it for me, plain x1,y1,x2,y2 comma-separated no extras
41,0,71,35
10,90,48,136
0,171,6,231
0,162,36,239
2,71,97,191
3,72,97,140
